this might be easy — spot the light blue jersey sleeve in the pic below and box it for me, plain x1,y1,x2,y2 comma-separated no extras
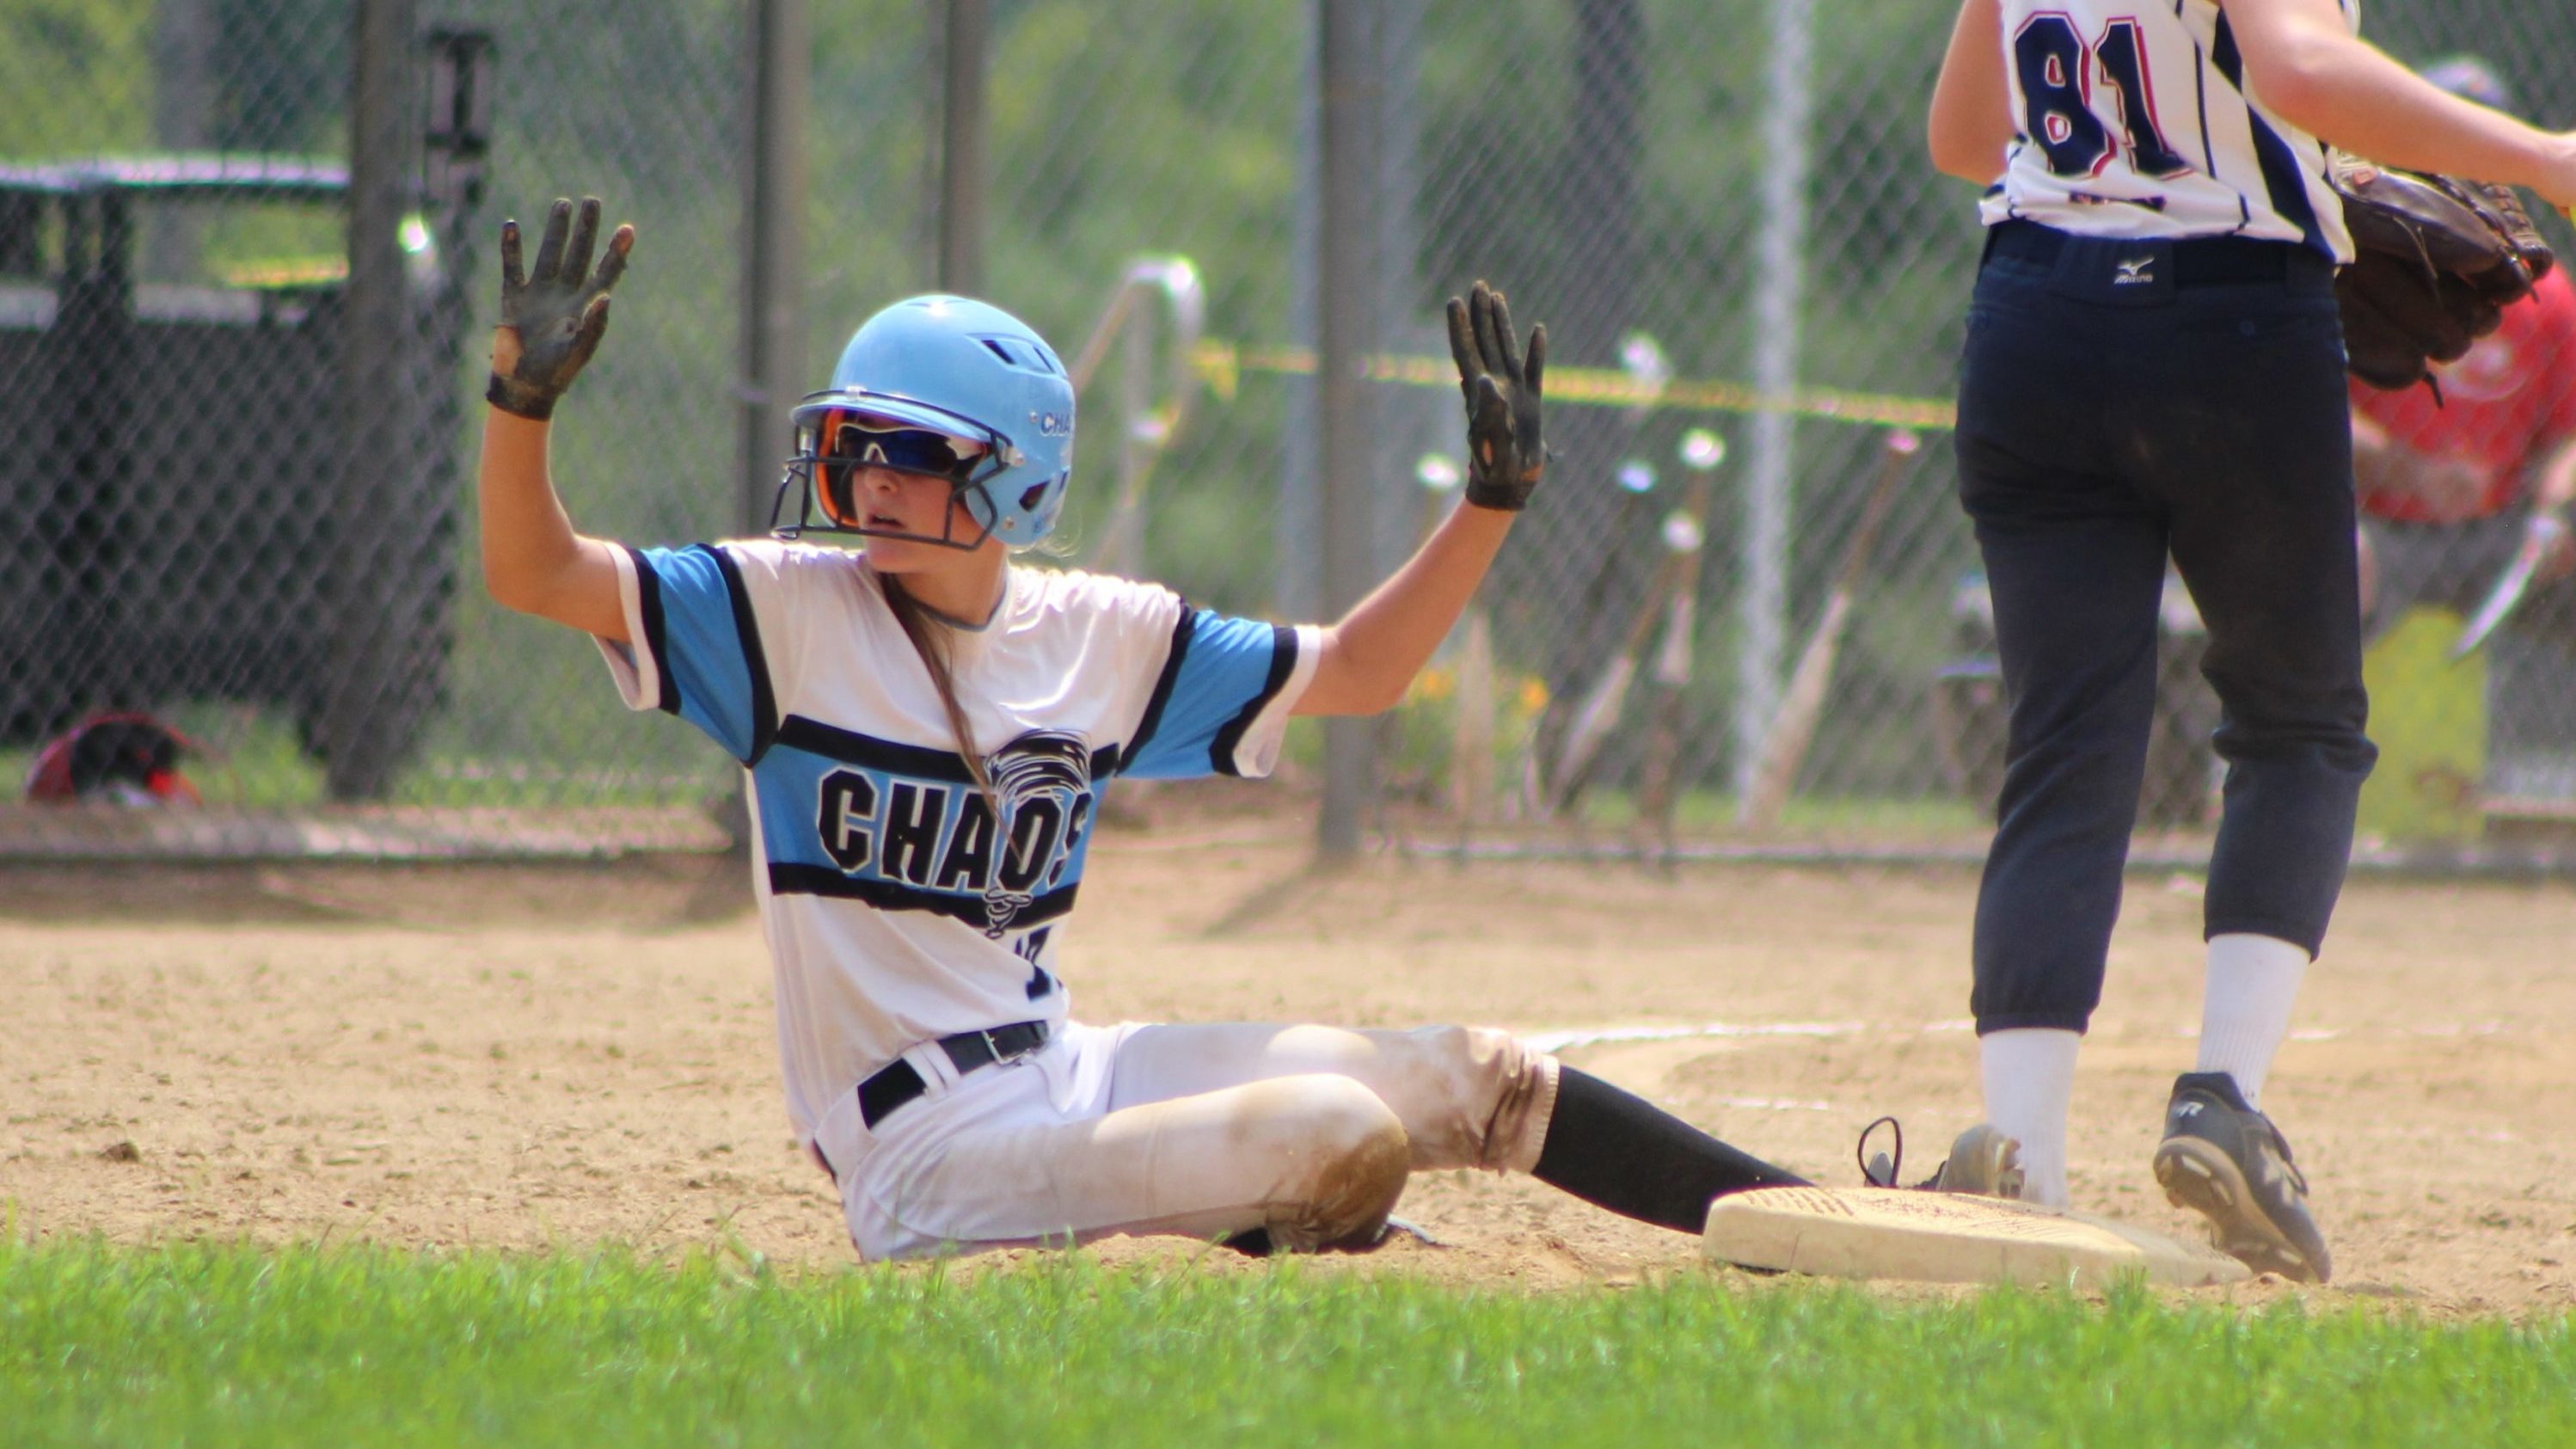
1119,607,1318,780
600,543,779,764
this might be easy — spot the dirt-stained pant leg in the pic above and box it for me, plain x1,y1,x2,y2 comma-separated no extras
871,1071,1409,1253
1106,1022,1563,1175
855,1023,1557,1257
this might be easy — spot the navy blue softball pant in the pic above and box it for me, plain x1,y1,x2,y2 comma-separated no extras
1953,221,2378,1036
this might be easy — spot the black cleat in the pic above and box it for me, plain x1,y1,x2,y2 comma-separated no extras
2152,1072,2331,1284
1858,1117,2026,1198
1222,1214,1446,1258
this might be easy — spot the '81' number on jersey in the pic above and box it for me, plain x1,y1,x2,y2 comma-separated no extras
2017,14,2192,181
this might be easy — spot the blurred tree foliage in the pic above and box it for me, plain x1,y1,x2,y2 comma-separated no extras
0,1,155,157
209,0,346,150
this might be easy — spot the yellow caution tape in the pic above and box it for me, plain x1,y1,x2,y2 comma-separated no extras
216,256,348,289
1190,339,1955,432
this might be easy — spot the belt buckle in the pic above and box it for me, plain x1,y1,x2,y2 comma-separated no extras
1017,1022,1049,1062
983,1025,1040,1070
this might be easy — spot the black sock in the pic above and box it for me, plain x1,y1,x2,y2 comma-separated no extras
1531,1065,1810,1233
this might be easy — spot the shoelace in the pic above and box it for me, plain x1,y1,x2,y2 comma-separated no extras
1855,1115,1953,1190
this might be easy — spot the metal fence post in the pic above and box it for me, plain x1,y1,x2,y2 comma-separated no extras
724,0,809,854
322,0,415,801
1732,0,1813,808
741,0,807,539
940,0,989,296
1317,0,1380,857
145,0,217,280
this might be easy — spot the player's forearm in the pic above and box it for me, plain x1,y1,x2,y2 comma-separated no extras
1297,501,1514,716
476,406,630,642
2229,3,2576,198
1927,0,2012,183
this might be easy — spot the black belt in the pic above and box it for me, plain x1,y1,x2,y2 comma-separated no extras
856,1020,1052,1128
1984,218,2308,286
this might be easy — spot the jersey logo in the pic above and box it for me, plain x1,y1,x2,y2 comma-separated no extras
979,730,1095,935
806,728,1101,938
2114,256,2156,286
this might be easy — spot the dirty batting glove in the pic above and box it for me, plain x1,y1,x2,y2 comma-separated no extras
1444,280,1548,511
488,195,635,421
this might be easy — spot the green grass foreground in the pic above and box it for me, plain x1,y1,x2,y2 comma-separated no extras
3,1238,2571,1447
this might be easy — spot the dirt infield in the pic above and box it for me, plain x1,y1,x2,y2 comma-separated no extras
5,791,2573,1317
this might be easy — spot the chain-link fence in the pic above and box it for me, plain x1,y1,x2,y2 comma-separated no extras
5,1,2574,866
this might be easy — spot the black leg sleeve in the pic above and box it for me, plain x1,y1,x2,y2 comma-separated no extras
1531,1065,1809,1233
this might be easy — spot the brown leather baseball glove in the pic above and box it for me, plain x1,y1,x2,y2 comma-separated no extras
2333,152,2555,396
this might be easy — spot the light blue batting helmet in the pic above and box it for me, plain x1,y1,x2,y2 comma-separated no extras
776,295,1076,549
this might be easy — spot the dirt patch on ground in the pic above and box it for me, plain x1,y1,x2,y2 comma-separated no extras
5,795,2573,1317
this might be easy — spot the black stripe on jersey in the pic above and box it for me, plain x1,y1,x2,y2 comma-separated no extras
621,543,679,715
1119,604,1199,776
767,861,1080,930
776,715,979,783
697,544,780,766
2183,14,2251,232
2241,112,2323,250
2210,15,2324,252
2210,21,2242,96
1208,624,1298,777
2184,7,2219,182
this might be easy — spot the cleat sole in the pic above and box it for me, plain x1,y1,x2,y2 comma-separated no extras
2153,1137,2327,1284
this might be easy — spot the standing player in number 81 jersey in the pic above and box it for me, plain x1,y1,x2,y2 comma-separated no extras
1928,0,2576,1281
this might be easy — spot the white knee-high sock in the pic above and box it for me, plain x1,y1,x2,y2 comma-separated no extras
2195,933,2309,1109
1979,1028,2080,1208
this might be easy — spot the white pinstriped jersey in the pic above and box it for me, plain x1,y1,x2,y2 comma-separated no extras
593,541,1318,1148
1979,0,2358,261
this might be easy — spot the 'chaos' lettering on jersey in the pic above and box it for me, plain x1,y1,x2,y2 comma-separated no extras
770,717,1117,937
594,540,1323,1140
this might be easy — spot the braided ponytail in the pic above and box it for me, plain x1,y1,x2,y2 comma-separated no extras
879,573,997,802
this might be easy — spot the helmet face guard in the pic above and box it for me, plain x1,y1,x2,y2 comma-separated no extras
775,395,1022,550
772,295,1076,551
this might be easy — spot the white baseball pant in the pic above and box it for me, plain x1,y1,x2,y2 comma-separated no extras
812,1020,1561,1262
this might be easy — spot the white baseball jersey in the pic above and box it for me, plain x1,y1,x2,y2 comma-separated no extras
1980,0,2357,261
594,541,1318,1147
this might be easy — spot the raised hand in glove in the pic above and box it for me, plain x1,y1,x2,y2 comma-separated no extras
1445,280,1548,511
488,196,635,421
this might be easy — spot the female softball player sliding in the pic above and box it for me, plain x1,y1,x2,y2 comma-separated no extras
1929,0,2576,1281
477,198,1987,1260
